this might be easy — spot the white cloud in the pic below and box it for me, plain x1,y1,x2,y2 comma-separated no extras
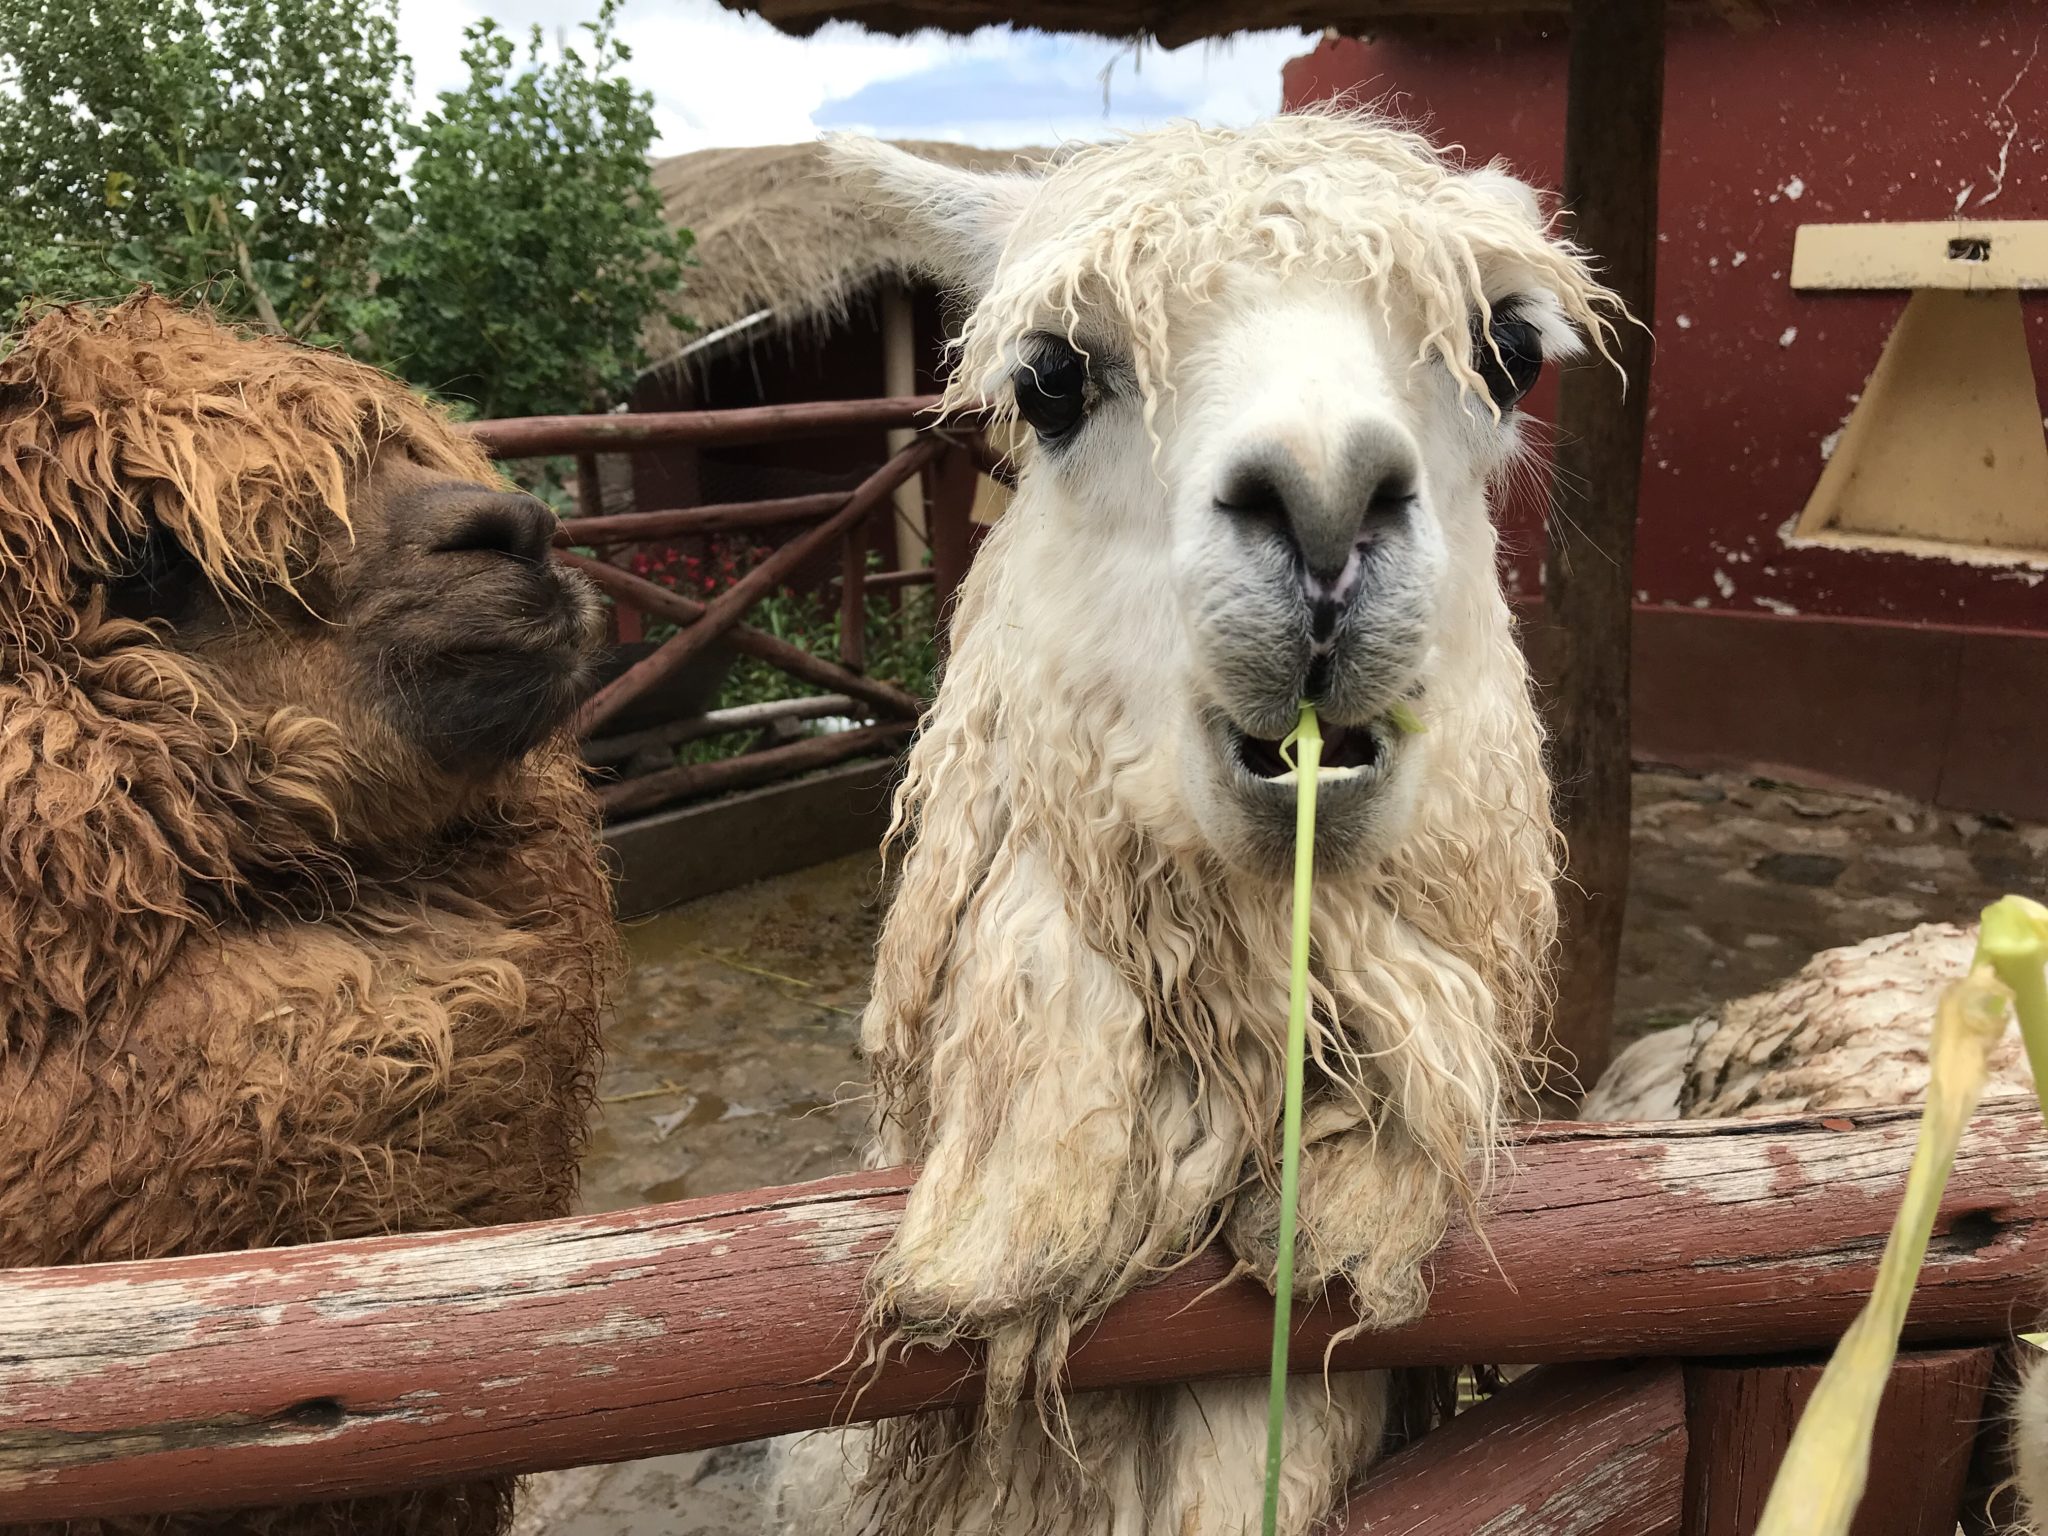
394,0,1311,154
394,0,491,110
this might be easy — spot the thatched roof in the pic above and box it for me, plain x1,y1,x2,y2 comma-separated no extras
712,0,1761,47
645,139,1044,371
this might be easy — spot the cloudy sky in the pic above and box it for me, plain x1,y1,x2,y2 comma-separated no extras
395,0,1315,155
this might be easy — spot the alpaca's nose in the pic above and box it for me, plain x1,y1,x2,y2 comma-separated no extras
1214,420,1421,605
431,492,559,567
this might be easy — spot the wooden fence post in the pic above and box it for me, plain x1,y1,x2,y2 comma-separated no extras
573,453,602,520
1959,1347,2028,1535
1682,1346,1996,1535
840,529,868,672
1336,1361,1687,1535
572,438,940,737
1542,0,1667,1101
553,551,921,722
927,441,980,649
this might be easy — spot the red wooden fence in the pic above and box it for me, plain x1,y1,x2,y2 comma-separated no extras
1,1102,2039,1524
469,397,993,821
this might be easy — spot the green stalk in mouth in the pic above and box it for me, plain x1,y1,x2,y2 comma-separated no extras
1262,702,1321,1536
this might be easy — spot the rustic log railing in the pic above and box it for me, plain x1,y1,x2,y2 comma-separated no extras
469,396,982,822
469,395,944,457
2,1101,2040,1524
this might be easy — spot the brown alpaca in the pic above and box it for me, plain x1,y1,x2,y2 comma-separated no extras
0,295,618,1536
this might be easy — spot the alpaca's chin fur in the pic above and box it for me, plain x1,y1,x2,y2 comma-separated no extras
2015,1353,2048,1531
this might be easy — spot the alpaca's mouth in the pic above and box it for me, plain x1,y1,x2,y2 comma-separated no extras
1200,705,1417,871
1231,719,1385,782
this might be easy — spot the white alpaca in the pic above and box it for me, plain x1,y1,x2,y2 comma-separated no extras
777,114,1619,1536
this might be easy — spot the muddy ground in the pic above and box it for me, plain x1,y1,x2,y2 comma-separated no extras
513,764,2048,1535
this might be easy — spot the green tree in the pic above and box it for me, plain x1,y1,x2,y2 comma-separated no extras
0,0,410,345
381,0,690,419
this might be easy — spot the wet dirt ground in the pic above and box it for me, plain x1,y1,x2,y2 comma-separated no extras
514,764,2048,1535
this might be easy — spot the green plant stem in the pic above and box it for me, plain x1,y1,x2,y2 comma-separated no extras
1263,704,1321,1536
1754,893,2047,1534
1981,894,2048,1130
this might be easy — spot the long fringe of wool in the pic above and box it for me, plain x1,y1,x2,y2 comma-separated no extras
771,109,1623,1535
0,296,619,1536
805,520,1557,1533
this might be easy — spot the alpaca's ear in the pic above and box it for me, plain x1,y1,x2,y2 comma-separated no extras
1461,164,1547,227
826,136,1039,298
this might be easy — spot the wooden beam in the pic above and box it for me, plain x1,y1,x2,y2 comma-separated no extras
470,395,941,459
5,1102,2048,1523
1335,1361,1687,1535
554,551,924,721
958,427,1019,489
598,722,912,818
881,282,929,572
603,757,900,915
1958,1347,2027,1536
1540,0,1666,1101
1790,220,2048,293
556,492,847,546
573,453,602,521
836,567,934,592
1682,1347,1996,1535
840,522,869,672
926,442,980,645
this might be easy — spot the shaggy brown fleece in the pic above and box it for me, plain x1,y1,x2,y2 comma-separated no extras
0,296,618,1536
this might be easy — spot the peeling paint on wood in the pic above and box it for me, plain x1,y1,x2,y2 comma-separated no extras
1682,1346,1996,1535
1334,1360,1687,1534
3,1107,2046,1522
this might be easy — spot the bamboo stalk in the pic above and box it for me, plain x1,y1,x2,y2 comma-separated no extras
582,695,864,767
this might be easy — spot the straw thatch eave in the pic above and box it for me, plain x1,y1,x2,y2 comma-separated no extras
644,139,1045,377
710,0,1764,48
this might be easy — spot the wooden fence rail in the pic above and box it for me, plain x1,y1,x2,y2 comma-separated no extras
465,400,973,822
573,437,942,737
552,551,922,722
3,1102,2043,1522
1334,1359,1689,1535
468,395,941,456
554,492,848,545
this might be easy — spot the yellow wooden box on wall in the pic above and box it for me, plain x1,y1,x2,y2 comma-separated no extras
1788,219,2048,563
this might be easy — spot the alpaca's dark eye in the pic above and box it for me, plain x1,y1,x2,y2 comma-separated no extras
1472,308,1544,410
105,522,204,622
1012,336,1089,441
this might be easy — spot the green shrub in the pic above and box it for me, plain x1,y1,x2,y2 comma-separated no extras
377,0,689,417
0,0,408,345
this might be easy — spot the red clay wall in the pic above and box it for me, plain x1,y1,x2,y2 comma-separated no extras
1285,1,2048,815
